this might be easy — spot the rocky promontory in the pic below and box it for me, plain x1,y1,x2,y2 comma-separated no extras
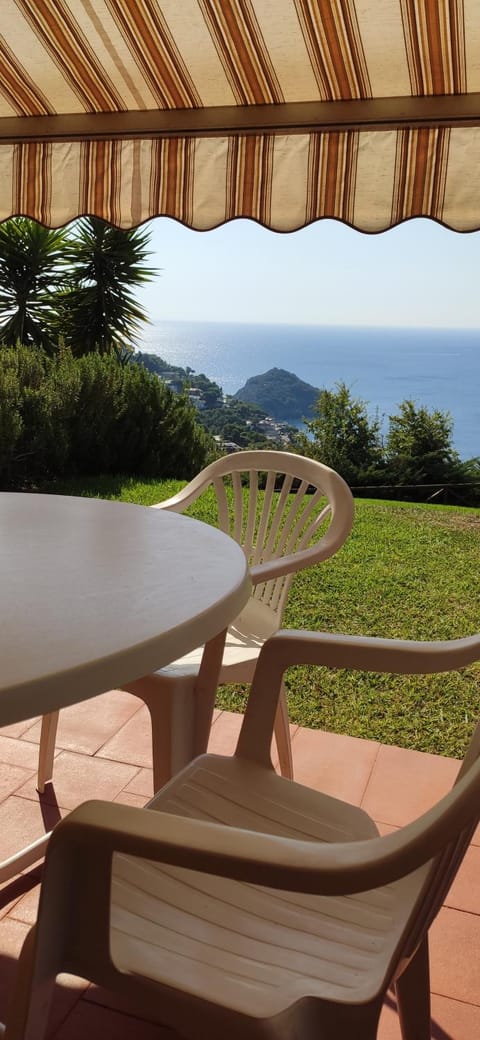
233,367,319,421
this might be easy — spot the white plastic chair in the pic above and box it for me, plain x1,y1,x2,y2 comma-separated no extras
37,451,354,791
6,627,480,1040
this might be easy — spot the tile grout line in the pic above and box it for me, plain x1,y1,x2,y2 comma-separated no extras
358,739,382,809
430,986,480,1009
91,701,146,758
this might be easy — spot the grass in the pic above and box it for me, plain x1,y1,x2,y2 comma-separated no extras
53,474,480,759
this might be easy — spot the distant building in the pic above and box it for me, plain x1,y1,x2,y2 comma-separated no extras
188,389,206,409
258,417,285,440
161,373,184,392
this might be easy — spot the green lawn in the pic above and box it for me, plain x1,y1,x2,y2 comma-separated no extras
53,475,480,758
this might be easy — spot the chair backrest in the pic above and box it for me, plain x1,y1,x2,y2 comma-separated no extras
157,450,354,623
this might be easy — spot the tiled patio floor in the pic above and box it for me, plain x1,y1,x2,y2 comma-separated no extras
0,691,478,1038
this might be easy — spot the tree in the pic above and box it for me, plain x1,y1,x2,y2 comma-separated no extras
386,401,463,487
0,218,68,351
300,382,384,487
59,217,155,357
0,216,155,358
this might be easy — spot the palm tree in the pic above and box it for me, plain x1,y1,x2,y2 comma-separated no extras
60,217,155,357
0,218,68,350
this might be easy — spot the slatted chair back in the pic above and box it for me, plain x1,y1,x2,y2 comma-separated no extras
158,450,354,623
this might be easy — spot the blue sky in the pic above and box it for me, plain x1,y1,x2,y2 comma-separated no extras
138,217,480,329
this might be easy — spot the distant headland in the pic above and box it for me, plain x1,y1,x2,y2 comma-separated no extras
232,367,319,422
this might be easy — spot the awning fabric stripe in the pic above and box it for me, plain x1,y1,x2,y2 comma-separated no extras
1,1,480,231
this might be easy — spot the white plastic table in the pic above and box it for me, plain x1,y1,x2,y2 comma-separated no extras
0,492,251,879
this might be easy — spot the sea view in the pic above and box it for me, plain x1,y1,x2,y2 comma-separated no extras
140,320,479,461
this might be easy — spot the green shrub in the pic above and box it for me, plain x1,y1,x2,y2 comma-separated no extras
0,344,211,488
0,351,24,481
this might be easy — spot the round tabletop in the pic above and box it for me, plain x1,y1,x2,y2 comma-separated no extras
0,493,251,726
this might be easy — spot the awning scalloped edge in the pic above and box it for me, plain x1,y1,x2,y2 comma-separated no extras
2,128,480,233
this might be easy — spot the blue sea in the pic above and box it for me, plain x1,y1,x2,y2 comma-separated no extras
139,321,479,461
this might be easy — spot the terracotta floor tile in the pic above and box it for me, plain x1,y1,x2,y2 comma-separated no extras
123,767,154,798
443,843,480,915
0,718,41,740
95,704,152,767
0,796,62,864
24,690,141,757
114,791,149,808
377,991,402,1039
207,710,243,755
430,906,480,1005
0,916,30,1020
0,761,35,802
429,992,480,1039
0,870,39,922
290,727,380,804
378,990,480,1039
7,873,42,925
361,744,460,827
52,999,177,1039
0,734,45,772
15,752,138,811
102,708,302,780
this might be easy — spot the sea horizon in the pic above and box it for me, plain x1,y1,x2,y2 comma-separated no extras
138,319,480,461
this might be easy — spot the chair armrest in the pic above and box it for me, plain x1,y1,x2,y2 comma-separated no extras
46,764,480,897
249,546,337,585
151,486,198,513
236,628,480,768
253,628,480,675
249,512,354,584
151,457,223,513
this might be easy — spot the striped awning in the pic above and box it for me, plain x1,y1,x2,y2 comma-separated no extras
2,1,480,231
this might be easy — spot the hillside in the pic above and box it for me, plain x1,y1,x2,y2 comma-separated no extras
233,367,319,421
132,351,296,448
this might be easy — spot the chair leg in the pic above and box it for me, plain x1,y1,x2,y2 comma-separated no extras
395,938,431,1040
37,712,59,793
126,675,197,793
274,681,294,779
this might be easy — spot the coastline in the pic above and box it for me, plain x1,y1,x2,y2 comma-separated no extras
139,321,479,460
